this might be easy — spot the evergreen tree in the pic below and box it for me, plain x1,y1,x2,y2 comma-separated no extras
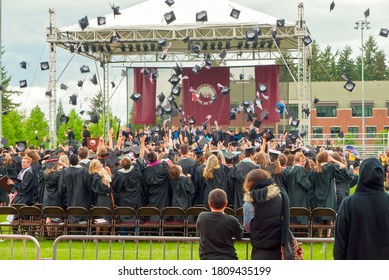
336,45,357,81
373,50,388,80
356,35,379,81
55,99,65,134
310,41,323,81
88,90,104,116
25,106,49,148
318,46,337,81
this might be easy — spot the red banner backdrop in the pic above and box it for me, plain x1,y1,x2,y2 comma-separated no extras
255,65,280,123
133,68,157,124
182,67,230,125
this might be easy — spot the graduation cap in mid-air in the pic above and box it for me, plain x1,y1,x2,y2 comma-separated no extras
260,129,275,141
78,15,89,30
19,80,27,88
60,83,68,90
60,115,70,124
15,141,27,152
80,65,90,73
112,5,121,17
90,74,98,85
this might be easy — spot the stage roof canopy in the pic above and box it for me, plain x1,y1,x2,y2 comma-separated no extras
52,0,306,63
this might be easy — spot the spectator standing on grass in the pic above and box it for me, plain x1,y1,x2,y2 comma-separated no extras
196,188,243,260
334,157,389,260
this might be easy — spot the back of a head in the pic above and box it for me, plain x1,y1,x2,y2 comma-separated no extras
208,188,227,210
179,144,189,155
78,146,89,159
69,154,79,166
357,157,384,192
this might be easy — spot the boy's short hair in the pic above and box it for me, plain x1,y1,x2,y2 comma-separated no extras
208,188,227,210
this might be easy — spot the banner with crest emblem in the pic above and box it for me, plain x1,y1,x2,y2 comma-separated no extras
182,67,230,125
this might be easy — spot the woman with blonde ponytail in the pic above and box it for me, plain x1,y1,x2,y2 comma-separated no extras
89,159,114,212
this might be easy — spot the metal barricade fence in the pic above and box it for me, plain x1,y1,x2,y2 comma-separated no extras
0,234,41,260
52,235,335,260
0,234,334,260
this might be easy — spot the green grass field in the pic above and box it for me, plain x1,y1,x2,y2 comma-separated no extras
0,214,334,260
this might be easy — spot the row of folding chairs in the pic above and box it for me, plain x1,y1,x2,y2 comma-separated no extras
0,205,221,238
289,207,337,238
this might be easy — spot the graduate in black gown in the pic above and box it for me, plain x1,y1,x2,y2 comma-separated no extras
201,154,229,209
59,154,92,221
8,155,36,205
228,147,258,211
168,164,195,210
176,144,197,182
0,153,18,205
111,156,143,210
89,159,113,212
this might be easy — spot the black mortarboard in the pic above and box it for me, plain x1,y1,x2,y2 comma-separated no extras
78,15,89,30
130,92,141,101
19,80,27,88
80,111,85,115
260,109,269,121
313,97,320,104
173,63,183,76
60,83,68,90
1,137,8,148
40,62,50,71
220,86,230,95
120,147,132,154
244,147,255,157
260,129,275,141
42,158,58,169
157,92,165,103
299,129,307,138
245,113,253,122
338,131,344,138
69,95,77,105
20,61,27,69
228,112,236,120
268,149,281,159
131,146,141,156
171,86,181,96
253,120,261,128
90,74,98,85
192,64,201,74
188,117,196,125
77,80,84,87
224,152,239,163
112,5,121,16
290,131,300,140
60,115,70,124
290,119,300,127
15,141,27,152
168,74,181,86
80,65,90,73
91,114,99,124
105,153,119,168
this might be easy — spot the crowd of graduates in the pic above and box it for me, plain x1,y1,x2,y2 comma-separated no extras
0,120,359,232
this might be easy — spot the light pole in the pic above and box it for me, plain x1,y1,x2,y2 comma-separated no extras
0,0,3,146
355,16,370,158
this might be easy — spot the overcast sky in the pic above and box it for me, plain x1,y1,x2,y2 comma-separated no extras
1,0,388,122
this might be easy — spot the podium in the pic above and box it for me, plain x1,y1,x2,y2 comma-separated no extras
87,137,100,151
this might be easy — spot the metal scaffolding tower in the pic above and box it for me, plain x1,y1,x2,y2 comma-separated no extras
295,3,312,144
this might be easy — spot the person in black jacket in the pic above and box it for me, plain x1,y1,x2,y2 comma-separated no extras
334,157,389,260
243,169,289,260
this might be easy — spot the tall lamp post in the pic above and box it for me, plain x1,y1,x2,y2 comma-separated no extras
0,0,3,146
355,11,370,158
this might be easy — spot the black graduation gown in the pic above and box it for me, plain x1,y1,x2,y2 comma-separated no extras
31,162,42,204
12,168,36,205
202,166,230,209
41,169,65,209
111,165,143,210
228,160,258,210
193,164,206,206
176,157,197,178
286,165,312,224
170,175,195,210
91,173,113,209
59,165,92,210
142,161,170,211
264,164,289,191
0,160,18,203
